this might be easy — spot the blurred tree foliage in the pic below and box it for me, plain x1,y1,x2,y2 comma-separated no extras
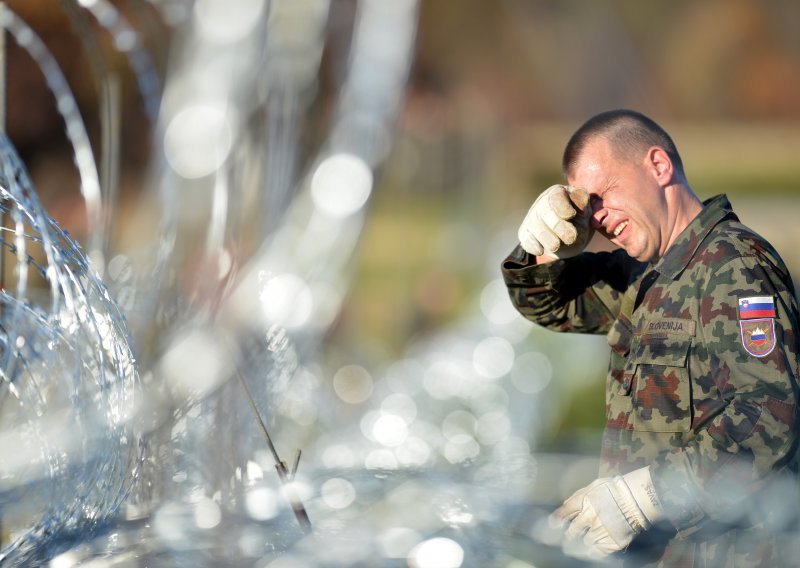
415,0,800,120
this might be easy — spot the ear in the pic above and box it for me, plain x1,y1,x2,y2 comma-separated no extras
644,146,674,185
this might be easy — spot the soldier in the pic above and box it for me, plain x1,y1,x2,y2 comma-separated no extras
502,109,800,566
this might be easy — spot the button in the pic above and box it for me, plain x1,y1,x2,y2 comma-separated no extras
622,374,632,392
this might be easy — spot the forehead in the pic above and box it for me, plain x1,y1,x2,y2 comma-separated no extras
567,137,617,190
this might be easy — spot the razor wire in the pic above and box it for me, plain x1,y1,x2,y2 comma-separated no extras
0,0,422,565
0,129,140,565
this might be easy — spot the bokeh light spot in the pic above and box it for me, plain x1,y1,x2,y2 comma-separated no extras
372,413,408,447
311,153,373,218
408,537,464,568
195,0,266,43
321,477,356,510
476,411,511,445
380,392,417,423
365,449,398,470
444,434,480,464
472,336,514,379
161,329,227,400
377,526,422,559
321,443,356,469
511,351,553,394
441,410,477,440
395,436,431,467
245,487,279,521
480,279,520,325
194,497,221,529
259,273,313,328
333,364,373,404
164,104,232,178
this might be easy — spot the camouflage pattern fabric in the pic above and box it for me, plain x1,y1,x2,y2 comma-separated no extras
502,195,800,567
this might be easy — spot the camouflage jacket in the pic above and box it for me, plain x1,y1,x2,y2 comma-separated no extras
502,195,800,566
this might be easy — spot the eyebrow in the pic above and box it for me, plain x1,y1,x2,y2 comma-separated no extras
598,176,618,197
587,178,614,205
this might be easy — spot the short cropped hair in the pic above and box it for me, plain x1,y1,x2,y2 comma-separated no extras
562,109,685,179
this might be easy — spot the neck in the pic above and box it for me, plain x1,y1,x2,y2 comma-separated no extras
661,183,703,256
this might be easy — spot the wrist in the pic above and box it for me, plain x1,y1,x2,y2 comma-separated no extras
621,466,664,526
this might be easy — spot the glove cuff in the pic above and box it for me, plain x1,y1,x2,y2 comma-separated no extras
620,466,665,527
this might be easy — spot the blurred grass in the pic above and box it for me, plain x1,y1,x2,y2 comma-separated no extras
337,192,474,358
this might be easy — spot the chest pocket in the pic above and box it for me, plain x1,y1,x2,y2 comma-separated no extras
628,337,692,432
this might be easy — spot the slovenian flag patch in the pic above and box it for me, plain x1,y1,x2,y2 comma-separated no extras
738,296,776,320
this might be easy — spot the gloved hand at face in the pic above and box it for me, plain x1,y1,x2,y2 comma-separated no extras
549,466,665,560
518,184,594,258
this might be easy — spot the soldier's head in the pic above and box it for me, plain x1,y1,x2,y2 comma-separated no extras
561,110,701,262
562,110,685,182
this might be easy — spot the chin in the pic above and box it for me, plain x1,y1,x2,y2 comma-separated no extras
624,239,657,262
626,247,653,262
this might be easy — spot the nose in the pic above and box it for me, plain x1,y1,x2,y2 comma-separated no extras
589,198,606,230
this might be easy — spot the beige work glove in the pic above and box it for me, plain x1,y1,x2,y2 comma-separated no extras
549,466,664,559
517,184,594,258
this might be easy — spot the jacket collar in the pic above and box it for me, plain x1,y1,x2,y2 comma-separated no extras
651,194,737,280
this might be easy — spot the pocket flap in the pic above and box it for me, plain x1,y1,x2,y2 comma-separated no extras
631,338,691,367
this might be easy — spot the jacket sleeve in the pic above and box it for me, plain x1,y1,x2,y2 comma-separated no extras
651,254,800,530
501,244,645,335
